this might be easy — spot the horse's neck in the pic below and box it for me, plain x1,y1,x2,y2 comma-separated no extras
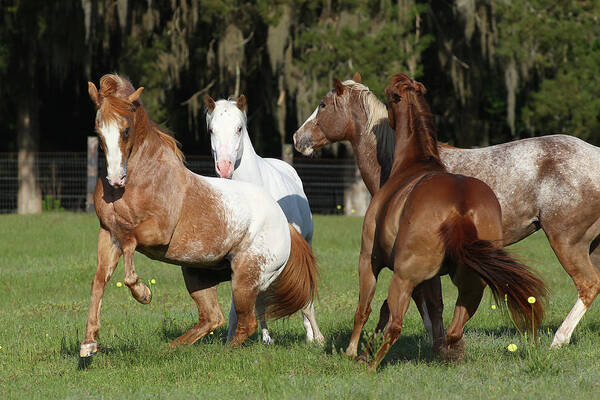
350,98,395,195
389,105,436,177
351,135,381,196
128,125,183,187
231,132,263,184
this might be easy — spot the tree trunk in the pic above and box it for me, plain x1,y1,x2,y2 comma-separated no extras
17,95,41,214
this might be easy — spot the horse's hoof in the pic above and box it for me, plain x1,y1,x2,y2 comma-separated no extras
345,349,357,360
310,334,326,346
262,335,274,345
356,353,369,364
79,342,98,358
135,284,152,304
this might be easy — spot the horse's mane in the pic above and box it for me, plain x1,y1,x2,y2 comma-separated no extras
341,80,396,181
98,74,184,162
389,74,441,165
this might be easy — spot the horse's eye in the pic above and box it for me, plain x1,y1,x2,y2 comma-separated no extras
319,102,326,108
209,128,213,134
236,126,242,134
123,127,130,138
392,94,402,103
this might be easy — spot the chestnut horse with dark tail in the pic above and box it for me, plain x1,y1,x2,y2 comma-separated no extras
349,74,547,370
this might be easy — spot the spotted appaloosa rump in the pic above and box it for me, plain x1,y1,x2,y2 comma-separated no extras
294,73,600,349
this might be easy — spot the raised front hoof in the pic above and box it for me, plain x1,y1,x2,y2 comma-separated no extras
440,340,465,363
133,284,152,304
79,342,98,358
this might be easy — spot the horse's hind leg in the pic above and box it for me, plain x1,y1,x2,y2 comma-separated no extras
255,294,274,344
372,277,445,355
545,232,600,347
229,255,261,347
444,264,486,362
301,300,325,344
171,267,224,346
121,238,152,304
368,275,414,371
81,228,122,357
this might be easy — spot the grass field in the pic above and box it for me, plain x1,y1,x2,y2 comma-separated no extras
0,213,599,399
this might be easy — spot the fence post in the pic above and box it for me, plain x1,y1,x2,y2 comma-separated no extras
87,136,98,213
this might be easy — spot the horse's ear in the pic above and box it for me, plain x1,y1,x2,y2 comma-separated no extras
353,72,361,83
88,82,100,106
414,81,427,95
387,103,395,130
334,79,344,96
236,94,247,111
128,87,144,103
204,95,216,113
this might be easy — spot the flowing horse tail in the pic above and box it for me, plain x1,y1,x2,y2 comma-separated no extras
265,224,319,320
440,214,548,333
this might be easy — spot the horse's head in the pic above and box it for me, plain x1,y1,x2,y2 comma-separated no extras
204,94,247,179
293,72,363,155
384,73,426,131
88,74,144,188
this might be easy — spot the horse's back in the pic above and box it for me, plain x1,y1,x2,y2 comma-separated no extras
439,135,600,242
165,172,291,270
260,157,314,242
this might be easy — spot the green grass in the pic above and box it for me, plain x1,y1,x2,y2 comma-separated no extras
0,213,599,399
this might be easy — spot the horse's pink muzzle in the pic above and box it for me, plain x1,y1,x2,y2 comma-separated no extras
216,159,233,179
107,175,127,188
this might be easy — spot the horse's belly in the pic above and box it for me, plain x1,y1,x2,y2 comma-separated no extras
138,244,230,270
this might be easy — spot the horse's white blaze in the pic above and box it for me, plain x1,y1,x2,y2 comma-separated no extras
299,106,319,130
98,120,124,182
551,298,587,348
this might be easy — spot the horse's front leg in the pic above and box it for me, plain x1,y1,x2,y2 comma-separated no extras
345,250,381,359
80,228,122,357
122,237,152,304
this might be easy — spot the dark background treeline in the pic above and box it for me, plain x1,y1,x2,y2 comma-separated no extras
1,0,599,158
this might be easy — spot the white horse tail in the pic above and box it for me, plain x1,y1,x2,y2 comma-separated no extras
264,224,318,320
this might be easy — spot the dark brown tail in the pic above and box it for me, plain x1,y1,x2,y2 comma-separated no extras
264,225,318,320
440,215,547,333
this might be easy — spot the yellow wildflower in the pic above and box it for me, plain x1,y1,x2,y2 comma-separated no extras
116,282,123,288
336,205,342,210
491,304,497,310
528,296,536,304
151,279,156,285
507,343,517,352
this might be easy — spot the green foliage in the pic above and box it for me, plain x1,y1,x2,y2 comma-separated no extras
41,195,63,212
295,1,433,103
497,0,600,140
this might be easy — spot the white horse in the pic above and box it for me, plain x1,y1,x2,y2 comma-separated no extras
204,94,324,344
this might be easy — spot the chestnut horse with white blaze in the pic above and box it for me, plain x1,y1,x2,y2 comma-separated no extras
204,94,322,344
365,74,546,369
294,72,600,349
80,74,317,357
